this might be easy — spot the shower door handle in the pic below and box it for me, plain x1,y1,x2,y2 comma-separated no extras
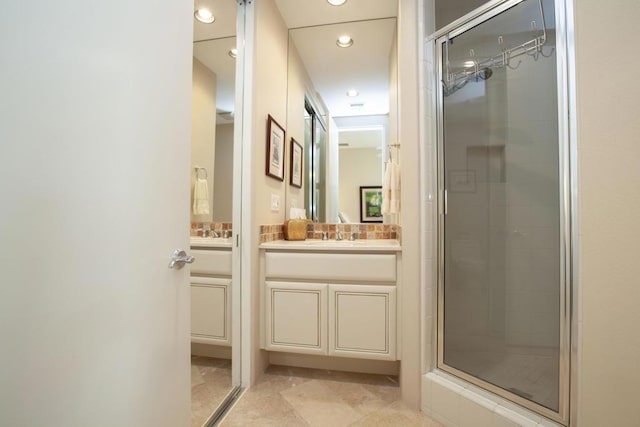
443,189,448,216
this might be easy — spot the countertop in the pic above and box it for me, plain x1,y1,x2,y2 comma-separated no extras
259,239,401,252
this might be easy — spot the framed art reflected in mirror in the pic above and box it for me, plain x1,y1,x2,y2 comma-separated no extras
266,114,285,181
360,186,383,223
290,138,303,188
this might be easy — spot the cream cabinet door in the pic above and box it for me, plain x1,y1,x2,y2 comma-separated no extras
265,281,327,355
328,285,396,360
190,277,231,346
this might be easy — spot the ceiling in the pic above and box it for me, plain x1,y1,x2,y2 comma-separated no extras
276,0,398,119
192,0,238,124
274,0,397,29
289,18,396,118
193,0,237,42
191,0,398,124
193,37,237,124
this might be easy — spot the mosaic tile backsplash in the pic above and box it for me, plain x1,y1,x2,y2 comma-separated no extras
191,222,233,236
259,223,400,243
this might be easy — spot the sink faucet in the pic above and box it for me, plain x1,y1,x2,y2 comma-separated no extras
202,229,220,238
321,231,329,240
349,232,357,241
223,230,232,238
336,231,343,241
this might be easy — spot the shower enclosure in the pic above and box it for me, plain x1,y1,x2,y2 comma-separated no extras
435,0,570,423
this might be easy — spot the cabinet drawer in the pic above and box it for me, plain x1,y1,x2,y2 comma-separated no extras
265,252,396,282
190,249,232,276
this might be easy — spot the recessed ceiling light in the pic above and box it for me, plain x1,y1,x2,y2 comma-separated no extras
336,35,353,48
350,103,364,110
327,0,348,5
228,48,238,58
346,89,359,97
194,9,215,24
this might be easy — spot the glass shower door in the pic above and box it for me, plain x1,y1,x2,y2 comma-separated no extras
436,0,568,423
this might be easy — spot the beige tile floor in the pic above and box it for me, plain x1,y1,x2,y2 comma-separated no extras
191,356,232,427
219,366,443,426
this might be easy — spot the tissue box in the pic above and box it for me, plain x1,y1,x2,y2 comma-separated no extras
284,220,308,241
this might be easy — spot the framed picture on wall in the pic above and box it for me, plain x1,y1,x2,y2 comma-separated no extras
360,186,383,223
289,138,303,188
266,114,285,181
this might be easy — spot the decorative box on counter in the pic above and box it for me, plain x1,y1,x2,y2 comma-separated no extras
283,219,308,241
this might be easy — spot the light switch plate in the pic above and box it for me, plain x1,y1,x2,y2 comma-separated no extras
271,194,280,212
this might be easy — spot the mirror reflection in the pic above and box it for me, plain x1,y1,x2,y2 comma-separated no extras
192,38,235,225
280,1,399,224
192,5,236,227
190,0,237,425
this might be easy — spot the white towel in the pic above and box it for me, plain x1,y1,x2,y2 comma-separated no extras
382,160,401,215
192,177,210,215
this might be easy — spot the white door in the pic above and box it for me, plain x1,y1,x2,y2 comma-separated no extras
0,1,193,426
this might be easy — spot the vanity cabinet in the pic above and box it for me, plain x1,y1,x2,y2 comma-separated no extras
189,245,232,346
261,244,400,361
328,284,396,360
265,281,327,355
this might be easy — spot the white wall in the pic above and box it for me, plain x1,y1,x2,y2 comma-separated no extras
191,58,217,223
339,148,383,222
327,117,340,223
285,39,309,216
398,0,422,409
285,37,334,221
248,0,290,383
213,123,234,222
574,0,640,425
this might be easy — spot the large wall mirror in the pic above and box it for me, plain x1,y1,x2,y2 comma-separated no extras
192,1,237,226
277,0,399,224
190,0,240,425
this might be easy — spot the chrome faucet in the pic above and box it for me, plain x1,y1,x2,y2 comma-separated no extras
223,230,232,239
321,231,329,240
336,231,343,241
349,232,357,241
202,229,220,238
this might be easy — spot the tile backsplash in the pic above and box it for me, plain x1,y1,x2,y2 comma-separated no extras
260,224,284,243
306,223,400,241
191,222,232,236
259,223,401,242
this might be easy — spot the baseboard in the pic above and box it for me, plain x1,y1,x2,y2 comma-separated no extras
268,351,400,376
191,343,232,359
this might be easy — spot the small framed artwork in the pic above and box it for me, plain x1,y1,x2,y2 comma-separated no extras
360,186,383,223
266,114,285,181
449,170,476,192
289,138,303,188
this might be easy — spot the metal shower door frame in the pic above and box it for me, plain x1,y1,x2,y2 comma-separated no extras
432,0,573,424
